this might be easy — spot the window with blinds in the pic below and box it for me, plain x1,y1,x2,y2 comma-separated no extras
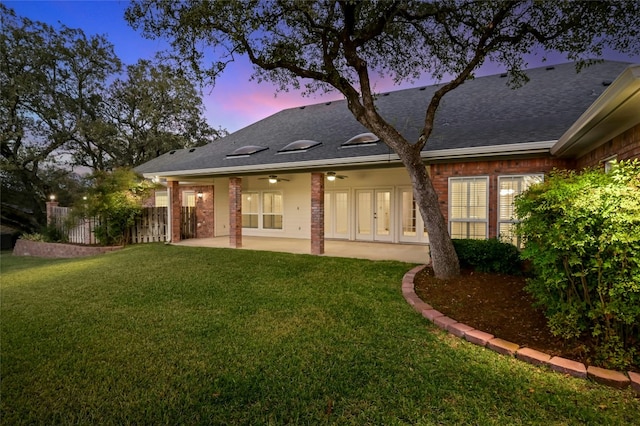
241,191,283,230
155,191,168,207
498,175,543,246
242,192,259,228
262,192,283,229
449,177,488,239
182,191,196,207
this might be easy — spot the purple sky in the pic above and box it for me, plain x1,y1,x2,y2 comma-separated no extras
6,1,640,133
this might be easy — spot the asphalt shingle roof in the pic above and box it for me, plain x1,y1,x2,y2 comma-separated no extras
136,61,630,176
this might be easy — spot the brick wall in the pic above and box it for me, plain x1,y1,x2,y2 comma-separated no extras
13,239,122,258
430,156,574,239
576,122,640,169
169,181,181,242
177,185,215,238
229,177,242,248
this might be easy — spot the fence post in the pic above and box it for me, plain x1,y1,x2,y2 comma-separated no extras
46,201,59,225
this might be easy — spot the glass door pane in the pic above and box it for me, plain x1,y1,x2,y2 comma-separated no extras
324,193,332,236
401,190,416,237
375,190,391,237
335,192,348,237
356,191,372,238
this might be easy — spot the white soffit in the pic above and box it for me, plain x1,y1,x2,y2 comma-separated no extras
552,64,640,157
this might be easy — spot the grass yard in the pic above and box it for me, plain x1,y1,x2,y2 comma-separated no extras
1,244,638,425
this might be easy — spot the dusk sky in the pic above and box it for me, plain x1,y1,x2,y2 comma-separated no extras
5,0,640,133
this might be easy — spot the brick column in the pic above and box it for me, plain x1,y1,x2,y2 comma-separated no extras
229,177,242,248
169,181,181,242
311,172,325,255
46,200,59,225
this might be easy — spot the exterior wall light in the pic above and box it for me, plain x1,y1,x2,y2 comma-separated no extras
197,191,204,199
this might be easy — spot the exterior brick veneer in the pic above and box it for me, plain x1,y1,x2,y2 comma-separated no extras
310,172,324,255
429,157,573,239
179,184,215,238
13,239,121,258
576,122,640,169
229,177,242,248
169,181,181,242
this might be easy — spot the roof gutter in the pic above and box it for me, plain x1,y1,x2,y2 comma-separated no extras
140,141,555,180
552,64,640,158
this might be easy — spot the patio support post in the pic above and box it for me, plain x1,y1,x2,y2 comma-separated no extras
311,172,325,255
229,177,242,248
169,180,181,242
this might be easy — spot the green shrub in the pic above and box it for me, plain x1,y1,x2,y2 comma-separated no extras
452,238,523,275
81,169,156,246
41,224,67,243
515,160,640,370
19,233,46,242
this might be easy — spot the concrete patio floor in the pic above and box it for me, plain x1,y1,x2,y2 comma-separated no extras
173,236,430,264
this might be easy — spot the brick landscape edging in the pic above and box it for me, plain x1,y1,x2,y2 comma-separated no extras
402,265,639,394
13,239,122,258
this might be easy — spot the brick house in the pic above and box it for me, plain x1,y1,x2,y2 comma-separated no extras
135,61,640,254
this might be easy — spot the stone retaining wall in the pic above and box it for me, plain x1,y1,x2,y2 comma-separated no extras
13,239,122,258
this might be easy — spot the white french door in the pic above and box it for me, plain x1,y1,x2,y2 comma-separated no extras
324,191,349,239
398,187,429,243
356,189,392,241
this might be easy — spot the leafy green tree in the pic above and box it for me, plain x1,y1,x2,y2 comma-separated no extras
515,161,640,369
82,168,157,246
126,0,640,278
1,5,225,233
0,4,120,231
99,60,225,168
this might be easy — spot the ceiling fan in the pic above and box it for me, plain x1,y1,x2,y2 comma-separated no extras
326,172,348,181
259,175,290,183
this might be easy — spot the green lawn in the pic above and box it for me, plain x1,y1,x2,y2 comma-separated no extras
1,244,638,425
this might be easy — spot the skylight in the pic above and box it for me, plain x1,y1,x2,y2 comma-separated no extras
226,145,268,158
341,133,380,147
277,140,322,153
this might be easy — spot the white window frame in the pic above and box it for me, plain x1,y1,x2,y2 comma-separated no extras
242,192,259,229
155,190,168,207
497,174,544,247
448,176,489,240
241,190,284,231
182,190,196,208
603,155,617,173
261,191,283,230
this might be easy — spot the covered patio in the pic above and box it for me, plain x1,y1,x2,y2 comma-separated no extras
172,236,430,264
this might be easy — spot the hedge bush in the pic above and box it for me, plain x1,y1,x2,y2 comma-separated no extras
515,160,640,370
452,238,523,275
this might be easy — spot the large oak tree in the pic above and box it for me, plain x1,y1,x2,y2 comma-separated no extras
1,5,225,232
127,0,640,278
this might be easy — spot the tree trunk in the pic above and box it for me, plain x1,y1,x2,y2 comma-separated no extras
400,147,460,279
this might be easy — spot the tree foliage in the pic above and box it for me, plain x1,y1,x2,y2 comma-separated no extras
1,4,224,233
126,0,640,278
1,4,120,231
101,60,225,168
515,161,640,370
80,168,157,246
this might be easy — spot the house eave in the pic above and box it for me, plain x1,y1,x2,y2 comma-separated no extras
141,141,555,181
551,64,640,158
